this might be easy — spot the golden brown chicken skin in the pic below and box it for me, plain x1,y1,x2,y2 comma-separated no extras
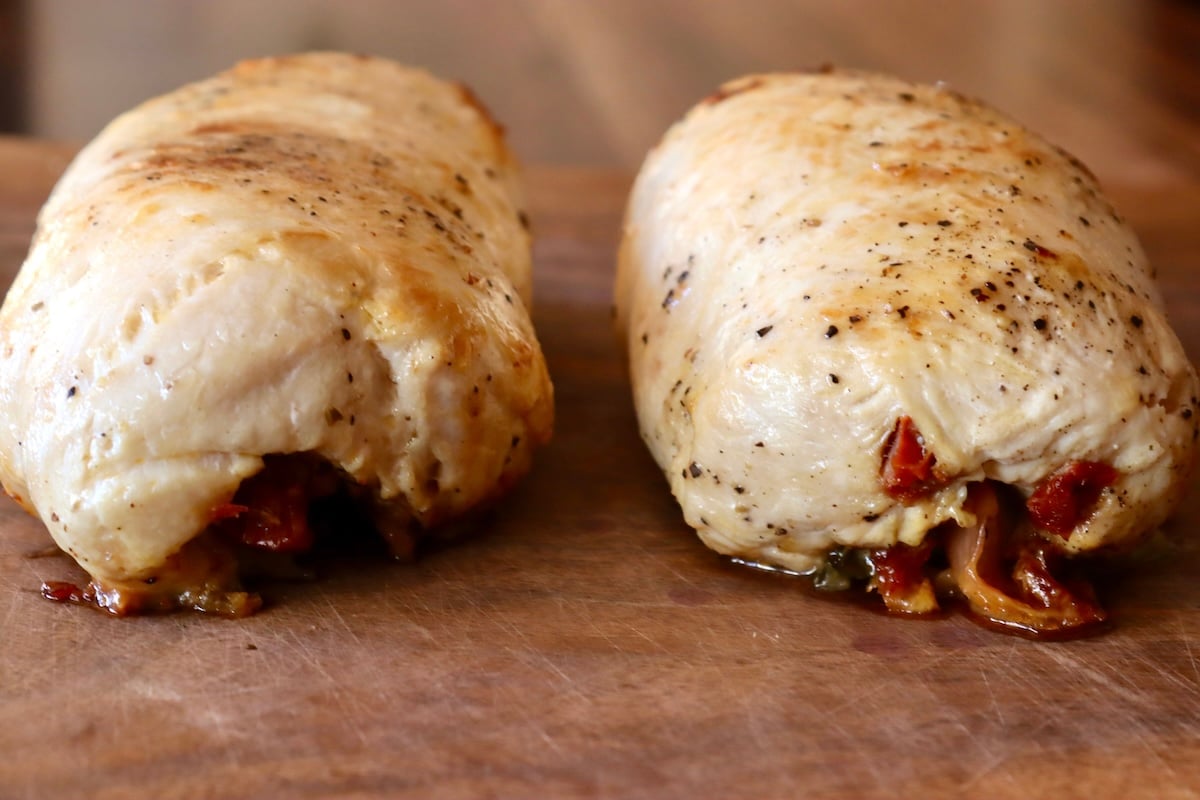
0,53,554,615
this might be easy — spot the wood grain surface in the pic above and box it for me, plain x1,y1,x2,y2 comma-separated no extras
1,138,1200,799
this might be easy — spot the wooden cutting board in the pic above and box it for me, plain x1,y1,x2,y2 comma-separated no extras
2,137,1200,799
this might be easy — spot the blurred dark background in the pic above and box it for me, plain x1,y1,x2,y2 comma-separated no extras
0,0,24,133
0,0,1197,181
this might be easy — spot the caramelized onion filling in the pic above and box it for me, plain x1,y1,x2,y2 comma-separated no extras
863,414,1112,636
859,481,1109,637
942,483,1107,636
41,453,418,617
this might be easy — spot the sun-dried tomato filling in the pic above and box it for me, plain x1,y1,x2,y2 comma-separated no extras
1026,460,1118,539
862,414,1114,636
41,453,416,617
880,416,944,502
858,481,1109,638
866,538,938,614
209,454,341,554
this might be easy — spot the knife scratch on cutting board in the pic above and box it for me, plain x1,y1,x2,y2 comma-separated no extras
978,666,1011,727
275,626,373,747
624,621,674,654
1039,644,1197,784
1043,647,1146,704
1129,632,1200,701
959,750,1018,793
317,594,366,649
1180,615,1200,686
501,638,593,707
125,673,253,749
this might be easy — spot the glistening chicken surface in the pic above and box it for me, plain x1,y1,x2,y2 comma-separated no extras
0,53,554,614
615,69,1198,635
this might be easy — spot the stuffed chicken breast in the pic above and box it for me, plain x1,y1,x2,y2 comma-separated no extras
615,69,1198,636
0,53,553,615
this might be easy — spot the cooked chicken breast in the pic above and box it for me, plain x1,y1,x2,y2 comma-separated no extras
0,53,553,615
615,69,1198,635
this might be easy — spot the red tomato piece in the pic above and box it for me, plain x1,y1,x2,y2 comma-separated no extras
880,416,939,502
1026,461,1118,539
